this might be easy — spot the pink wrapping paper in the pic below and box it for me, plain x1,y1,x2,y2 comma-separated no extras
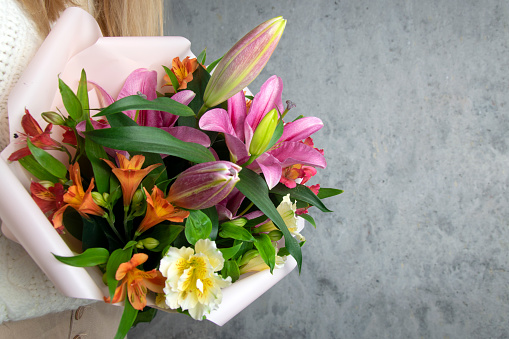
0,7,297,325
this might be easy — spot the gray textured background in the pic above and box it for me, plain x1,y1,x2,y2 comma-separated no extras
130,1,509,338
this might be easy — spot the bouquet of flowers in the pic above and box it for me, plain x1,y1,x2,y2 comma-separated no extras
1,8,341,339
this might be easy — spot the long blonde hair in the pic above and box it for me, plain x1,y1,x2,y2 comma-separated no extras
16,0,163,37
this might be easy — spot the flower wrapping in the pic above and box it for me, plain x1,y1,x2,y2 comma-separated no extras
0,8,298,326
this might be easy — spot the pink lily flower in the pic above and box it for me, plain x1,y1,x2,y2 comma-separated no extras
85,68,210,147
199,75,326,189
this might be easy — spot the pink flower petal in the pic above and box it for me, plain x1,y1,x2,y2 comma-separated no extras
280,117,323,142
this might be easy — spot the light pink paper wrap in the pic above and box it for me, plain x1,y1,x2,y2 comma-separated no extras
0,7,297,326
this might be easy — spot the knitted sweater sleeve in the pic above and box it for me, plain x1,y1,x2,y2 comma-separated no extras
0,0,92,323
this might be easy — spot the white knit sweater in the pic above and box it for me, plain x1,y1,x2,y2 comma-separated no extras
0,0,90,323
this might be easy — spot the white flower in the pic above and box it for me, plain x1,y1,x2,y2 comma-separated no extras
276,194,305,241
159,239,231,320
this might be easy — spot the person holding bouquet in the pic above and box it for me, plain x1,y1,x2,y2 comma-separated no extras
0,1,163,337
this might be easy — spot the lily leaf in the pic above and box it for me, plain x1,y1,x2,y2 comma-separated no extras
317,187,344,199
53,247,109,267
84,126,215,164
206,56,223,73
219,243,243,261
114,296,138,339
26,139,67,179
298,213,316,228
221,260,240,283
163,65,180,92
271,183,333,213
185,210,212,245
197,48,207,65
219,224,255,242
18,155,60,183
77,69,90,116
84,120,110,193
59,77,83,121
95,95,195,117
254,233,276,273
236,168,302,272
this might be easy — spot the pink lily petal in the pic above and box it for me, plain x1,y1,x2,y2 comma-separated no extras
250,152,282,189
88,81,115,108
280,117,324,142
199,108,237,136
171,90,196,106
269,141,327,169
244,75,284,147
161,126,211,147
117,68,158,101
225,134,250,164
228,91,247,140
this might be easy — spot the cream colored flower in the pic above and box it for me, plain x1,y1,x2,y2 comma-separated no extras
259,194,305,241
159,239,231,320
239,248,287,275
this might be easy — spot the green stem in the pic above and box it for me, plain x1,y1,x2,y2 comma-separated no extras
241,155,257,168
105,213,124,242
197,103,209,119
238,202,254,217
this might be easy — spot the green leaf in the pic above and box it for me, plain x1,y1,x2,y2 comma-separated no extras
84,120,110,193
163,65,180,92
186,65,210,116
219,224,255,242
81,216,110,251
123,240,138,250
219,243,243,261
202,207,219,240
114,296,138,339
299,214,317,228
107,111,139,127
53,247,109,267
59,77,83,121
106,247,133,300
132,307,157,327
236,168,302,272
270,183,333,213
317,187,344,199
185,210,212,245
197,48,207,64
254,233,276,273
85,126,215,164
18,155,60,182
26,139,67,179
62,208,83,240
95,95,195,117
77,69,90,115
145,224,184,252
206,56,223,73
222,260,240,283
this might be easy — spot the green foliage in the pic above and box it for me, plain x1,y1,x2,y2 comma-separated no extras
53,247,109,267
254,233,276,273
185,210,212,245
26,139,67,179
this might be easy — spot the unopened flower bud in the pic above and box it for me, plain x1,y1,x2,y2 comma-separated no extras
167,161,241,210
91,191,108,208
253,221,278,233
238,249,259,266
136,238,160,250
41,111,65,125
249,108,279,156
131,189,144,206
221,218,247,228
268,230,283,241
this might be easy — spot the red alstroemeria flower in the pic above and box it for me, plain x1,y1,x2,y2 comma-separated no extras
52,163,105,231
280,164,318,189
105,253,165,310
136,186,189,234
30,182,65,220
163,56,199,91
8,108,63,161
103,153,161,207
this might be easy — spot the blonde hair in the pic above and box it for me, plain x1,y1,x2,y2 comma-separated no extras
16,0,163,37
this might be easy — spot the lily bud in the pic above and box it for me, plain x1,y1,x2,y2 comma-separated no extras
167,161,241,210
249,108,279,156
41,111,65,125
268,230,283,241
136,238,160,250
131,189,144,206
91,191,108,208
221,217,247,228
202,16,286,110
238,249,260,266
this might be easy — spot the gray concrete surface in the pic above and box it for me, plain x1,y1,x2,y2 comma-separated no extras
129,1,509,338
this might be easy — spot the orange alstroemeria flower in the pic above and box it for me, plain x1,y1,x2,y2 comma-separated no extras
105,253,165,310
163,56,199,90
136,186,190,234
103,153,161,206
52,163,106,231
